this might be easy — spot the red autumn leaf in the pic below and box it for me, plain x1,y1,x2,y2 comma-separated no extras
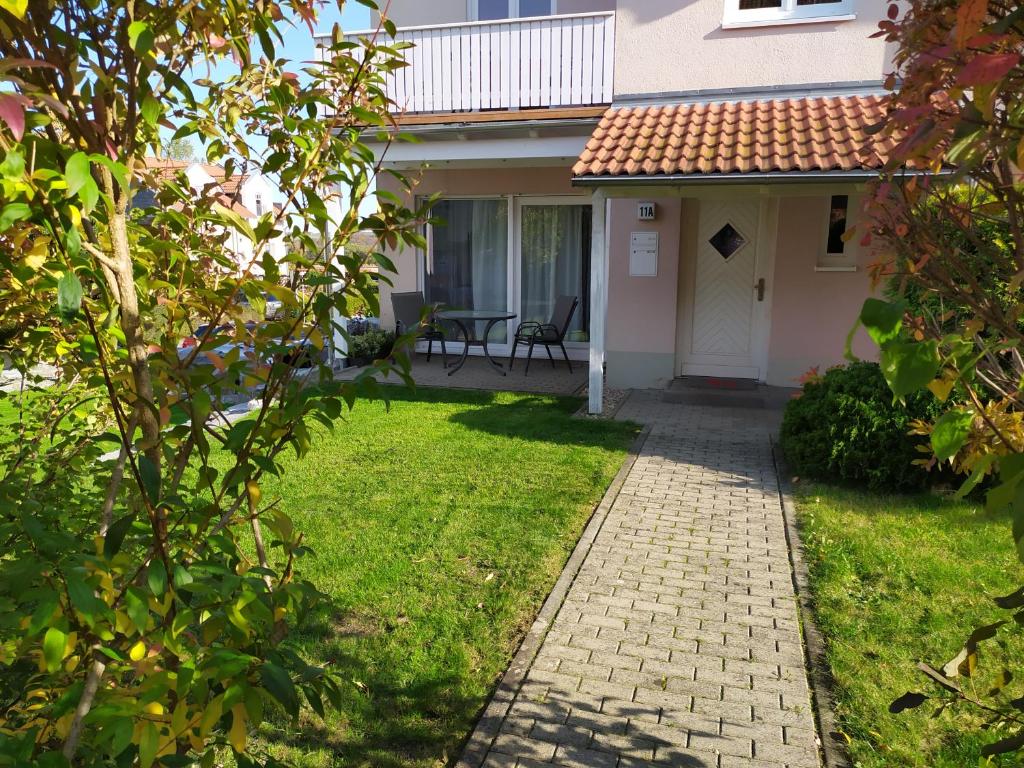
958,53,1020,86
0,93,28,140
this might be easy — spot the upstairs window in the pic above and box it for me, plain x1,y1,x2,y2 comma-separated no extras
472,0,555,21
723,0,854,28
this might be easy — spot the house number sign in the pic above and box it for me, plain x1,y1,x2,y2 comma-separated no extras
637,202,656,221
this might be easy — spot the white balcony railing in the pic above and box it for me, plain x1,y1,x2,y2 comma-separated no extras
349,12,615,115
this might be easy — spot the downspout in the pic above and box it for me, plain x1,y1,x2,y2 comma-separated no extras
588,189,607,415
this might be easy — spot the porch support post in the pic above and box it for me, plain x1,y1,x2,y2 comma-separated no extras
588,189,607,415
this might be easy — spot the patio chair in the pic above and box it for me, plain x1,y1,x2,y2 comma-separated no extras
509,295,579,376
391,290,447,366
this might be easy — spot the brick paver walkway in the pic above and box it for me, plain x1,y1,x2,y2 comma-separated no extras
472,392,820,768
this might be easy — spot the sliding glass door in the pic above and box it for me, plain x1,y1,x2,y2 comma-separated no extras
422,195,591,353
519,201,591,342
425,198,509,343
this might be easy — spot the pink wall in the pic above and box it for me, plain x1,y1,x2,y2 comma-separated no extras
767,195,878,386
606,198,680,356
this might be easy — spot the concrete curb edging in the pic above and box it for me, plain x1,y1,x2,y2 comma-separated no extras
456,423,653,768
772,442,853,768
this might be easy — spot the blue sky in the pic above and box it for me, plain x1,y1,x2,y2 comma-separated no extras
279,1,371,71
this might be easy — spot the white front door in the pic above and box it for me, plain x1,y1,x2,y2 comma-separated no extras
679,198,768,379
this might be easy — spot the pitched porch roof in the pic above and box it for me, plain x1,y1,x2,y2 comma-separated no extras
572,94,894,182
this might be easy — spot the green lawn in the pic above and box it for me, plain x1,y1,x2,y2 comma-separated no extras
248,387,639,766
794,484,1024,767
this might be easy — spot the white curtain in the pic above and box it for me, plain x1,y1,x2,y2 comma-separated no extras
521,205,586,339
471,200,508,342
426,198,508,343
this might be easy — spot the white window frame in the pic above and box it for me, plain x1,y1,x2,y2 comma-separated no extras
468,0,558,22
722,0,855,29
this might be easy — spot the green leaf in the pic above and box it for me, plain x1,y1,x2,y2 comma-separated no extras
860,298,905,348
64,152,91,196
880,341,940,400
931,409,973,462
43,627,65,673
28,593,58,636
64,227,81,259
78,177,99,214
260,662,300,718
128,21,154,58
140,94,161,127
954,454,995,499
214,202,256,243
66,571,104,620
89,155,129,192
56,271,83,320
137,721,158,768
124,587,149,633
147,562,167,597
137,454,160,505
0,147,24,178
172,565,193,589
103,513,134,559
0,202,30,231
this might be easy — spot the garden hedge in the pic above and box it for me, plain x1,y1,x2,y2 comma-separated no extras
779,361,943,491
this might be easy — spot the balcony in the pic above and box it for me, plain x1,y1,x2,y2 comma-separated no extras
349,12,615,118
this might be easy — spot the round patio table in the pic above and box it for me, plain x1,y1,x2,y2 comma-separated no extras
436,309,517,376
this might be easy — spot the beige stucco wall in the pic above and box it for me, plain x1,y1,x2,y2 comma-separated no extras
613,0,896,96
375,0,467,27
374,166,584,329
605,197,680,389
765,195,877,386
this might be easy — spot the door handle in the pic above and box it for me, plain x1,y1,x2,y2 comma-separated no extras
756,278,765,302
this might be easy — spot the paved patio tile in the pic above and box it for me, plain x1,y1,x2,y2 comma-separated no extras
335,352,586,395
461,391,821,768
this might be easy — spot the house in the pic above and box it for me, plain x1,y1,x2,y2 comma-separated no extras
326,0,896,412
141,158,288,278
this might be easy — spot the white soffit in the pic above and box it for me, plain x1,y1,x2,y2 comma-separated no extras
368,135,589,167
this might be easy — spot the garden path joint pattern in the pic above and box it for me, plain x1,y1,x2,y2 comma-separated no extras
478,394,820,768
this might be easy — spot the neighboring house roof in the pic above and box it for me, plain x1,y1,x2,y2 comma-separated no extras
572,95,894,181
141,157,254,217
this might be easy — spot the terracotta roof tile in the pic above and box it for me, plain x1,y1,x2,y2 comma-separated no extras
142,157,248,196
573,94,890,179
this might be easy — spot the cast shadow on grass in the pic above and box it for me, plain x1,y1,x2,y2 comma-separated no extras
260,607,484,766
795,482,1008,526
445,397,641,450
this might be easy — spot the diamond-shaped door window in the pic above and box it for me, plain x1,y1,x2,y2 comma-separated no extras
708,223,747,260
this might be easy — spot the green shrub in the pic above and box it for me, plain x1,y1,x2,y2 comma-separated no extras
347,329,394,363
780,361,944,491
